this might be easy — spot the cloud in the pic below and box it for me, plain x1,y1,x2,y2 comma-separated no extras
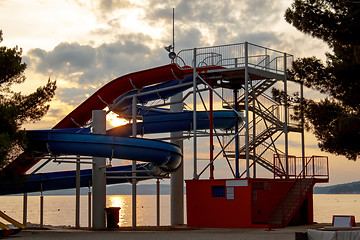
24,33,165,86
22,0,330,119
21,36,162,106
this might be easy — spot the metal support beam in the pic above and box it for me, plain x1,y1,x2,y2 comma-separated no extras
40,184,43,228
209,85,214,179
193,48,198,179
234,89,240,178
88,182,91,228
300,82,305,177
244,42,250,178
252,95,256,178
283,53,289,177
75,156,80,228
132,96,137,228
23,193,27,227
92,110,106,230
156,179,160,227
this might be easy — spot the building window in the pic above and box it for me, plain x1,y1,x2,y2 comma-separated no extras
212,186,225,197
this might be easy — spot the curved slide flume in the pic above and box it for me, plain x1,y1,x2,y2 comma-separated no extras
4,64,189,175
0,108,237,195
26,131,182,172
0,63,234,195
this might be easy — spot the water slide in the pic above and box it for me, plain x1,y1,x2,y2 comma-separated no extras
0,63,236,195
0,210,24,237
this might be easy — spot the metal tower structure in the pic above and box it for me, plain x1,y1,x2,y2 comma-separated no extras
174,42,304,180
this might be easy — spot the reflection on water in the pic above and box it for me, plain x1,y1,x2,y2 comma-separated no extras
107,196,127,226
1,194,359,227
0,195,177,227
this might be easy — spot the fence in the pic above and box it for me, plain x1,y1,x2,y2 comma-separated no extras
273,155,329,179
174,42,293,75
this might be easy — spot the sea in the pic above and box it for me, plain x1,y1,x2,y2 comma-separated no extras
0,194,360,227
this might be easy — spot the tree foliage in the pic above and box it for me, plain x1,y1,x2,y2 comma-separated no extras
0,30,56,169
279,0,360,160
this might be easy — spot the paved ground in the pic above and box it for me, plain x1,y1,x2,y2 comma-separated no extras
11,224,327,240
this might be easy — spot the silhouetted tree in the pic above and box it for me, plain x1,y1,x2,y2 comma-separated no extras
275,0,360,160
0,30,56,169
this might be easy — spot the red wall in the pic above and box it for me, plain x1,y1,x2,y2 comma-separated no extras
186,178,312,228
186,179,253,228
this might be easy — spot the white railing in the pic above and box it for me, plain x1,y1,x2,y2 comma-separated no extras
175,42,294,75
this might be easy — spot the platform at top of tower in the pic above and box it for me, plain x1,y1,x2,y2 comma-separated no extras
175,42,293,89
203,66,286,89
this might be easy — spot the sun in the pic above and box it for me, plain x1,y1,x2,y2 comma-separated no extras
107,111,129,127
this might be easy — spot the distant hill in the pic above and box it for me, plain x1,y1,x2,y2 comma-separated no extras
18,180,360,196
314,181,360,194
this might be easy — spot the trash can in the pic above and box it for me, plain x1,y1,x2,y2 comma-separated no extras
295,232,308,240
105,207,121,229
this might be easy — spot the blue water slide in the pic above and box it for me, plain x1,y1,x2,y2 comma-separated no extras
0,109,237,195
25,131,182,172
107,110,237,137
111,76,194,114
0,163,159,195
0,72,240,195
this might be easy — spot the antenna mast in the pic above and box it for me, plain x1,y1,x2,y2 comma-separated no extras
172,8,175,52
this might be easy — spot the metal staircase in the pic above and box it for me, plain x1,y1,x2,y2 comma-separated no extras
268,178,314,227
266,155,329,227
222,73,302,177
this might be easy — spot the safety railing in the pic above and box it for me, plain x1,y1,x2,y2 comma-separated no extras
273,155,329,180
175,42,294,75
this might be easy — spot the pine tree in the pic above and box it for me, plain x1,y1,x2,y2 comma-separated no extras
0,30,56,169
280,0,360,160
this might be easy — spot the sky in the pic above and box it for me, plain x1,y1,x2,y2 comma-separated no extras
1,0,359,186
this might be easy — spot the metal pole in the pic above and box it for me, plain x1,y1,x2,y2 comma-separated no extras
300,82,305,177
193,48,198,179
283,53,289,178
172,8,175,52
23,193,27,227
234,89,240,178
156,179,160,227
40,184,43,228
88,181,91,228
170,91,184,226
253,96,256,178
209,85,214,179
132,96,137,228
92,110,106,230
75,156,80,228
244,42,250,178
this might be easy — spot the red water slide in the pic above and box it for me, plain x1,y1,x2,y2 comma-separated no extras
54,63,187,129
4,64,188,175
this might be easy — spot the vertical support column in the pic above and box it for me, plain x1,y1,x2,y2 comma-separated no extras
23,193,27,227
75,156,80,228
253,97,256,178
209,85,214,179
92,110,106,230
193,48,198,179
40,184,43,228
170,92,184,226
88,181,91,228
156,179,160,227
234,89,240,178
132,96,137,228
283,53,289,177
244,42,250,178
300,82,305,177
